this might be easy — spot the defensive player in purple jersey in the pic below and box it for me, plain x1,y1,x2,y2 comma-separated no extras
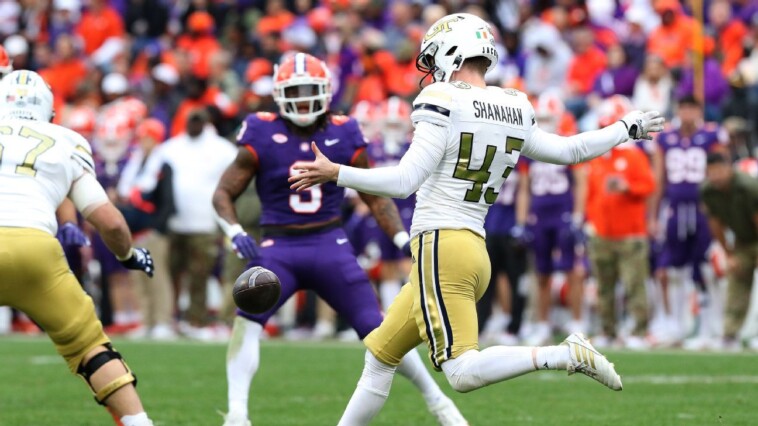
359,97,416,310
516,94,587,345
650,96,728,346
212,53,466,426
479,172,527,345
92,107,141,333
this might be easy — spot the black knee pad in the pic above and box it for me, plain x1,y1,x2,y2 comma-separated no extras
76,344,137,405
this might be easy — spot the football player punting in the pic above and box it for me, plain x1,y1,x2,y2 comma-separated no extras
649,95,728,348
213,53,466,426
0,71,154,425
291,14,664,424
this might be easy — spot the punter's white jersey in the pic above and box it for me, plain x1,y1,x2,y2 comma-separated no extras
0,119,94,235
410,81,534,237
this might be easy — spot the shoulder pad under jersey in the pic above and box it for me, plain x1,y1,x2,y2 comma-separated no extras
331,115,350,125
411,82,453,127
255,111,278,122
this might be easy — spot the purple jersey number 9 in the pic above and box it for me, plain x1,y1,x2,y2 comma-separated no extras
289,162,322,213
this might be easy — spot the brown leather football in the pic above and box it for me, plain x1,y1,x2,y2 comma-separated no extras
232,266,281,314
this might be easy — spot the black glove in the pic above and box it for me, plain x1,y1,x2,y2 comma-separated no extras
119,247,154,277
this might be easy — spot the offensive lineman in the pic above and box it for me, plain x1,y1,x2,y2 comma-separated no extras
213,53,465,426
290,14,664,424
0,71,154,425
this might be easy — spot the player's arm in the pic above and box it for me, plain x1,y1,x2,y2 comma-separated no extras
515,168,530,229
212,146,259,259
290,121,448,197
70,171,154,276
649,145,665,233
571,165,588,226
351,149,410,250
522,111,664,165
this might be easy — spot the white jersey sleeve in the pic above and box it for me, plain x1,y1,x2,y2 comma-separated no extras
0,120,105,235
336,121,448,198
521,99,630,164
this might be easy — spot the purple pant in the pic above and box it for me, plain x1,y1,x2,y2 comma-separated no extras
238,228,384,339
659,203,711,271
92,233,128,276
529,211,575,274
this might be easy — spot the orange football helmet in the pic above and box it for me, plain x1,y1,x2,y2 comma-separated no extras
377,96,412,147
0,45,12,77
534,91,565,133
273,52,332,126
597,95,633,128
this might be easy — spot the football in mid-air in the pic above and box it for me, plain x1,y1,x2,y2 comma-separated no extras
232,266,281,315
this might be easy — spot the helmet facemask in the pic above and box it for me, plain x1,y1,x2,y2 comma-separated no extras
274,81,330,127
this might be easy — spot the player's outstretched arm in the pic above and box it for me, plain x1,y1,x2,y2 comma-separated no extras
213,146,259,260
352,150,411,252
290,121,447,197
85,202,155,277
523,111,665,165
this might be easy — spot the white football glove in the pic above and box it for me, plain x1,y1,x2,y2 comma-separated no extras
620,111,665,140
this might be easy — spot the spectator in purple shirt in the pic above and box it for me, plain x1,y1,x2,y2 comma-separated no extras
592,43,639,98
675,50,730,121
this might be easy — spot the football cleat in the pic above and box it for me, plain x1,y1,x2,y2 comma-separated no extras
564,333,623,391
219,411,251,426
428,396,468,426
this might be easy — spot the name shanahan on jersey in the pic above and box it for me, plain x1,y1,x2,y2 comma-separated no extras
409,82,532,237
0,119,94,235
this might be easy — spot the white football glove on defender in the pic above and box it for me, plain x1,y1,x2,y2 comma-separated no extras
620,111,665,140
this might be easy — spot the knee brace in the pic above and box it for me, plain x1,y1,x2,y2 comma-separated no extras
76,344,137,405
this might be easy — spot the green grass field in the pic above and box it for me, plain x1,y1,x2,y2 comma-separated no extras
1,337,757,426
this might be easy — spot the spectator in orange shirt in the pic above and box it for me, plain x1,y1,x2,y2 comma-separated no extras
584,97,655,349
647,0,697,69
565,27,607,117
709,0,749,77
256,0,295,36
75,0,124,56
38,33,88,103
176,11,221,79
171,77,238,137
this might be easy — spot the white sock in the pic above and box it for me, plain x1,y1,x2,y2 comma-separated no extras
0,306,11,334
395,348,445,406
227,316,263,418
338,351,396,426
379,281,402,311
667,268,686,336
121,412,152,426
441,345,568,393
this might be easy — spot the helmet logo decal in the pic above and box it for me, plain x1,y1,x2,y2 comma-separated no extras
423,16,462,41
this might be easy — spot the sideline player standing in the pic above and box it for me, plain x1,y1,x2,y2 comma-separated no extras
290,14,664,424
213,53,466,426
649,96,727,346
0,71,154,425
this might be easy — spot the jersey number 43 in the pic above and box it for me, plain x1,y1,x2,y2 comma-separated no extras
453,133,523,204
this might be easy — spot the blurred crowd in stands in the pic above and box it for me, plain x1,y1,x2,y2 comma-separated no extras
0,0,757,350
